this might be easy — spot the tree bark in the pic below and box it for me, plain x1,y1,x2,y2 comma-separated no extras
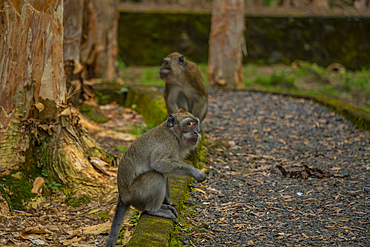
63,0,118,107
291,0,303,7
208,0,245,90
0,0,116,210
353,0,369,9
81,0,119,81
280,0,292,7
63,0,86,106
312,0,329,8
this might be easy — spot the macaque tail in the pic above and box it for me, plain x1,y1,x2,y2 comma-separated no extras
105,198,129,247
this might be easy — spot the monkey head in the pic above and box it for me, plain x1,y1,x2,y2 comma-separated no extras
159,52,186,85
167,108,201,149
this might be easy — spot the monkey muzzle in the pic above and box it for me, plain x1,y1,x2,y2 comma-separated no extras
159,67,170,79
187,137,198,146
188,137,198,146
159,58,171,79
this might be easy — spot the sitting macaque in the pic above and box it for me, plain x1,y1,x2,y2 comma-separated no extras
105,109,206,247
159,52,208,122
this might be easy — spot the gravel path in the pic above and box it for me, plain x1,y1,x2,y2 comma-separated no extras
186,90,370,246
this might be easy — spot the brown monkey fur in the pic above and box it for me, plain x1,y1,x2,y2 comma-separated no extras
159,52,208,122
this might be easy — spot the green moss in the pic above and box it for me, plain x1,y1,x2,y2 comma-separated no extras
169,189,192,247
314,96,370,132
125,86,167,127
0,176,36,210
197,135,209,166
169,142,209,247
118,13,370,70
0,130,54,211
126,214,173,247
118,12,210,66
93,83,128,105
79,103,108,123
65,195,92,207
97,210,112,219
254,71,296,89
114,145,129,154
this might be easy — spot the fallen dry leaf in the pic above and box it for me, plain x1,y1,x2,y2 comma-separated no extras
29,196,46,210
193,188,206,194
247,240,254,245
89,157,117,177
21,225,50,239
0,195,9,215
121,227,134,245
79,114,137,141
31,177,45,195
82,222,111,235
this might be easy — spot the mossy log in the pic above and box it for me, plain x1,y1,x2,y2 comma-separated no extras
124,85,168,127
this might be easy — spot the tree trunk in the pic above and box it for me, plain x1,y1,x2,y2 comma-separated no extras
63,0,118,108
280,0,292,7
63,0,87,106
208,0,245,90
353,0,368,9
291,0,302,7
81,0,119,81
312,0,329,8
0,0,116,210
254,0,265,6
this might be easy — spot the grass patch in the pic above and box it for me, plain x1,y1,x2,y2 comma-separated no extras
114,146,129,154
117,124,154,136
120,66,165,86
120,64,209,86
97,210,112,219
79,103,108,123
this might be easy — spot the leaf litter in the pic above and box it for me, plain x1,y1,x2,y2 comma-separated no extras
0,104,145,246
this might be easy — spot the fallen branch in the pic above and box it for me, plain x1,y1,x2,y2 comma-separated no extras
276,164,350,179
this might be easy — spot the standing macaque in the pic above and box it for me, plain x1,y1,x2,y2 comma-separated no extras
159,52,208,122
105,109,206,247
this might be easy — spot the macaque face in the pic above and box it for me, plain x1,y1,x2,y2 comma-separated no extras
182,118,200,146
167,109,201,148
159,52,185,83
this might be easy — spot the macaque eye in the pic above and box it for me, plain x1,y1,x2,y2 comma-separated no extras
188,121,196,127
179,56,184,65
162,58,169,66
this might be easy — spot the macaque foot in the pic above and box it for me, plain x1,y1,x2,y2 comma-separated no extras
160,204,178,218
167,202,176,207
164,197,176,207
147,207,178,224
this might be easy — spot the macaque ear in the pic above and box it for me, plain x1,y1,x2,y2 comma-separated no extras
179,56,185,65
167,114,175,127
